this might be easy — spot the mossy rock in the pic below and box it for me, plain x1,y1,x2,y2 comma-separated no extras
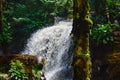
103,53,120,80
107,53,120,64
0,73,9,80
0,54,43,76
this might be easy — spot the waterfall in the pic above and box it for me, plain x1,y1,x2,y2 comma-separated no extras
22,21,73,80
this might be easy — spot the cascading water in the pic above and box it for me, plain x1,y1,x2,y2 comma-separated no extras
22,21,73,80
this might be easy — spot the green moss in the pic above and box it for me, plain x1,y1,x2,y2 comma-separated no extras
84,17,93,26
72,0,92,80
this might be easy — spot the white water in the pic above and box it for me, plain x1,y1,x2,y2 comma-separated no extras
22,21,73,80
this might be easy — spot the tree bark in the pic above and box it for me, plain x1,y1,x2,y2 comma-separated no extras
72,0,93,80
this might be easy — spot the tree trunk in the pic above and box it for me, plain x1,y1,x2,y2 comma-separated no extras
72,0,93,80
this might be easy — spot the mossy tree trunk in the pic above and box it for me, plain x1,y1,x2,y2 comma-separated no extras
72,0,93,80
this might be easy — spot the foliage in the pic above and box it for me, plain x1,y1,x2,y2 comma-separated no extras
41,0,73,17
107,0,120,22
91,22,118,46
90,0,120,47
0,17,12,47
9,60,28,80
2,0,73,53
90,0,120,24
32,64,43,80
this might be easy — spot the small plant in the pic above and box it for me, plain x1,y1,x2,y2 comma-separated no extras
9,60,28,80
91,22,118,46
32,64,43,80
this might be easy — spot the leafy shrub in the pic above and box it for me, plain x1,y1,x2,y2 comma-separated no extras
107,0,120,22
9,60,28,80
91,22,118,46
32,64,43,80
2,0,73,53
0,17,12,47
41,0,73,17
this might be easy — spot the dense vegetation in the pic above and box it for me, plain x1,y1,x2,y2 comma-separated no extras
0,0,120,80
90,0,120,48
1,0,73,53
0,0,119,54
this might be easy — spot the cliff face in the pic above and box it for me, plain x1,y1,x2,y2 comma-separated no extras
92,27,120,80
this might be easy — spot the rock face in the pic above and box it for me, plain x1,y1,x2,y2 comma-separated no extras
91,27,120,80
